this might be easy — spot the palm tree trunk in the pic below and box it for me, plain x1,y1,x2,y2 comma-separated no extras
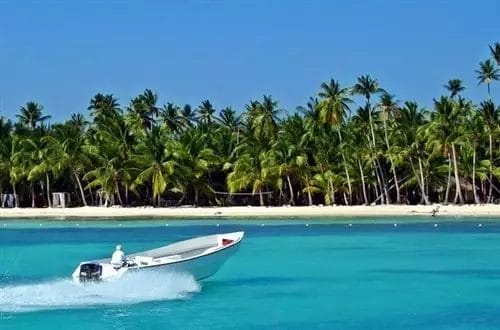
72,170,88,206
367,101,377,151
488,134,493,203
336,127,352,204
194,188,199,206
31,184,35,208
412,158,430,205
115,182,123,206
473,143,479,204
286,175,295,205
367,101,391,203
46,172,52,208
89,187,95,206
12,183,19,208
444,154,452,204
278,188,284,205
482,181,486,202
382,117,400,203
358,159,368,204
125,186,129,205
373,183,379,203
325,180,335,206
376,158,390,204
418,158,430,204
178,191,186,206
388,157,400,203
373,161,385,204
306,175,312,206
451,143,463,204
259,190,264,206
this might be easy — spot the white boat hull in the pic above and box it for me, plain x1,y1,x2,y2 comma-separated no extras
128,239,240,280
72,231,244,282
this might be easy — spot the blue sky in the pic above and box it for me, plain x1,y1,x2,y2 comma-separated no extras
0,0,499,122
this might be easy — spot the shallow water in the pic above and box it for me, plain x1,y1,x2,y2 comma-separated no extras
1,217,500,329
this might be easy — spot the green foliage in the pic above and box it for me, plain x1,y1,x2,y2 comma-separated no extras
1,42,500,207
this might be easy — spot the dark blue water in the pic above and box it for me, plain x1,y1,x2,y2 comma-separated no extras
1,217,500,329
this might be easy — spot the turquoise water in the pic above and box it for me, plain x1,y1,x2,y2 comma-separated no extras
1,217,500,329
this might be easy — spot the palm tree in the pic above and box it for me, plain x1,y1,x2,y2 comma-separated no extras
444,79,465,98
352,104,386,204
128,89,159,131
318,80,352,126
0,123,22,207
344,122,371,204
317,79,353,203
425,97,467,204
160,103,183,135
198,100,216,127
178,129,217,206
490,42,500,66
132,127,182,206
226,141,279,206
89,111,136,206
378,92,401,203
461,111,489,204
16,102,51,129
297,97,319,118
246,95,281,144
217,107,241,132
353,75,389,203
88,93,121,122
13,135,42,207
304,170,343,206
216,107,242,148
43,123,91,206
69,113,88,128
274,114,309,205
353,75,386,105
4,137,23,208
392,102,429,204
478,100,499,202
177,104,197,130
475,59,500,98
0,118,13,196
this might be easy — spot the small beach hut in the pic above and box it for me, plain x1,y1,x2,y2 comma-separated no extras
52,192,71,208
0,194,18,208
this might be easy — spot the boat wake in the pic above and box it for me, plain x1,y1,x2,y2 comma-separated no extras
0,271,200,313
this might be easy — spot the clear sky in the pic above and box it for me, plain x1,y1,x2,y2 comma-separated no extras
0,0,499,122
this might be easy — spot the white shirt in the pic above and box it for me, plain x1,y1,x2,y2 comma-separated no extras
111,250,125,267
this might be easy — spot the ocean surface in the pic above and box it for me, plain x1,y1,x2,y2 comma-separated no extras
1,216,500,329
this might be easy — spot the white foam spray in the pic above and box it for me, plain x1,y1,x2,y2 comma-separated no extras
0,271,200,313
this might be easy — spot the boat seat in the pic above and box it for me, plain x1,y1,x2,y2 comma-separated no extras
155,255,182,263
133,255,154,266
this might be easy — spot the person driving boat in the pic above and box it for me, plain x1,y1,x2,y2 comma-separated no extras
111,245,126,268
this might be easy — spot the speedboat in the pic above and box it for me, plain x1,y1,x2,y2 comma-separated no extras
72,231,244,282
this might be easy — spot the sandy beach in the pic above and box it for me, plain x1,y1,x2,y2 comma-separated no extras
1,204,500,218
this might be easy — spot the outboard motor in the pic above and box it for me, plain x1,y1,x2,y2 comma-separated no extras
79,263,102,282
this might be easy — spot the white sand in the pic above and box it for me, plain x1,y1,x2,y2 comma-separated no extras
1,204,500,219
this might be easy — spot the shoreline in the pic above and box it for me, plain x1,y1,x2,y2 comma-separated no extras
1,205,500,219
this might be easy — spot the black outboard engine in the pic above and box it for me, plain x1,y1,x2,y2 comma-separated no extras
79,263,102,282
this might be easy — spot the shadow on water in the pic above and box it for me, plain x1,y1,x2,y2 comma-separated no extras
370,268,500,279
397,303,500,329
203,275,332,290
